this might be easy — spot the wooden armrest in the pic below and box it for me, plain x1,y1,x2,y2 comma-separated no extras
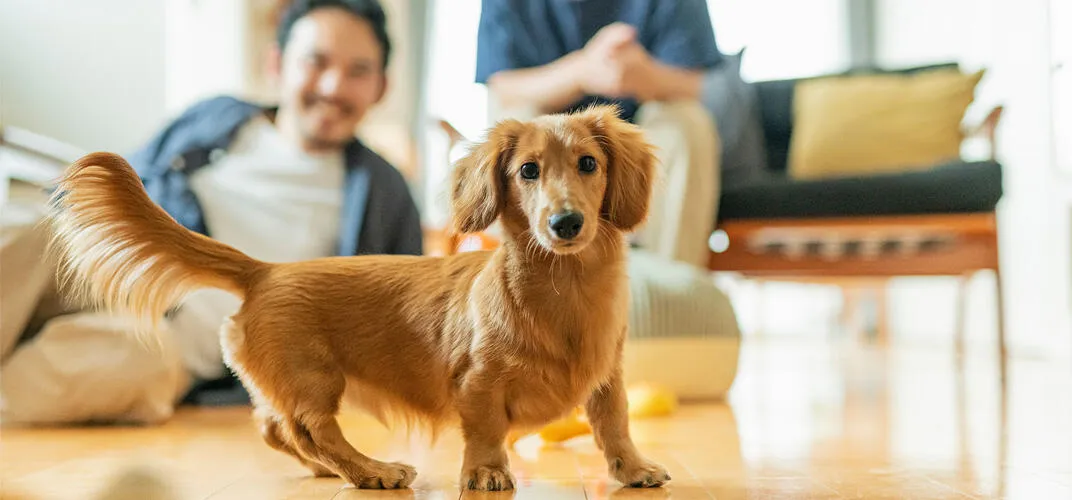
427,117,470,256
963,105,1004,161
436,119,468,151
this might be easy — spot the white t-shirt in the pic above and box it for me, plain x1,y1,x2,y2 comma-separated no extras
170,115,346,379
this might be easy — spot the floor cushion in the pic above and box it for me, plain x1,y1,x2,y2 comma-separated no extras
624,249,741,400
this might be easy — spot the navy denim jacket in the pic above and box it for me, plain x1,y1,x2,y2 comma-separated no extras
128,95,423,258
127,96,423,405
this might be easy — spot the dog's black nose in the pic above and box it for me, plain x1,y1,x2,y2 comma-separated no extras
549,211,584,240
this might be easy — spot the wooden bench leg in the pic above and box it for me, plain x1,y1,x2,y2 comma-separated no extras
839,285,860,339
874,281,889,346
992,221,1007,384
996,266,1008,383
955,273,971,359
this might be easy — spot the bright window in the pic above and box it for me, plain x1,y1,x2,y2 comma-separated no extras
706,0,850,81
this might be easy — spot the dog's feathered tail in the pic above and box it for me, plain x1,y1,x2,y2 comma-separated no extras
47,152,266,337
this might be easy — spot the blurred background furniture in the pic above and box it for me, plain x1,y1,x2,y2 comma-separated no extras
0,125,85,360
707,63,1007,378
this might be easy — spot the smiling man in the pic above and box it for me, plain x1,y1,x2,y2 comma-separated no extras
0,0,422,424
139,0,424,406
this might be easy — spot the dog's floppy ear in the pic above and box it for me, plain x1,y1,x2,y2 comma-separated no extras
581,105,657,231
450,119,524,234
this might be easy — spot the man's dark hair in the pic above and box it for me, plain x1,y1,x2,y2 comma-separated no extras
276,0,392,70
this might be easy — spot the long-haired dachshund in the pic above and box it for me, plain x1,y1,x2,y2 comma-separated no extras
47,105,670,491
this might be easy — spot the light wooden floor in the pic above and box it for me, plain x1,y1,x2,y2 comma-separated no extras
2,341,1070,500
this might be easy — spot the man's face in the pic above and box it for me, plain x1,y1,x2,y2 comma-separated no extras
277,8,386,151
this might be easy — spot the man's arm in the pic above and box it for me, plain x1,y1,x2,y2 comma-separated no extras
648,62,705,101
615,43,705,102
485,52,586,115
625,0,721,103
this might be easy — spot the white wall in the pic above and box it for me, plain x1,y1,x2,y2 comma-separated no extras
874,0,1071,357
164,0,248,115
0,0,168,153
1050,0,1072,178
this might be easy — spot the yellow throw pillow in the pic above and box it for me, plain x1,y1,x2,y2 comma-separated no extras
788,68,985,180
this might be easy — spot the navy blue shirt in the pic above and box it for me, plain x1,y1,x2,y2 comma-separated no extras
475,0,724,122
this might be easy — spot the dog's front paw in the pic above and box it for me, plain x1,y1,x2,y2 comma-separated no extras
349,461,417,489
461,464,516,491
611,457,671,488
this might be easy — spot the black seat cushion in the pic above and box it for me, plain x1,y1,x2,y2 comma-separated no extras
718,160,1003,221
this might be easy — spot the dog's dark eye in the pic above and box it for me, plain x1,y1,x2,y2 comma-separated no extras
579,156,597,174
520,162,540,180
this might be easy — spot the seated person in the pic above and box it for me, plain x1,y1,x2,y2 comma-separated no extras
475,0,725,267
1,0,421,425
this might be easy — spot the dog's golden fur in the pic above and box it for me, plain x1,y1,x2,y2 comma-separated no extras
47,105,670,491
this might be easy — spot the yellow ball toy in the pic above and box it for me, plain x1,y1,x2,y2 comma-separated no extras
514,382,680,446
626,382,679,418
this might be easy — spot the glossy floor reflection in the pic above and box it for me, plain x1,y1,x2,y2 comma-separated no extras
2,340,1070,499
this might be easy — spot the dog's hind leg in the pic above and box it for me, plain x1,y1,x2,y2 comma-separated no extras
281,395,417,489
225,320,416,489
253,406,336,477
254,367,415,488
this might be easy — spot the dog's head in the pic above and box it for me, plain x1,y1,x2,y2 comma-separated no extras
450,105,656,255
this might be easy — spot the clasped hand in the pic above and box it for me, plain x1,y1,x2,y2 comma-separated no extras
576,23,658,101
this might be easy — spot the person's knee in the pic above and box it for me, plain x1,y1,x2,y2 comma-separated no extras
636,101,722,160
486,98,540,123
638,100,709,124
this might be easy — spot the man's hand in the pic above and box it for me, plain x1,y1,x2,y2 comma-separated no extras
607,41,659,100
584,22,637,60
579,24,657,99
580,24,704,103
485,21,702,114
